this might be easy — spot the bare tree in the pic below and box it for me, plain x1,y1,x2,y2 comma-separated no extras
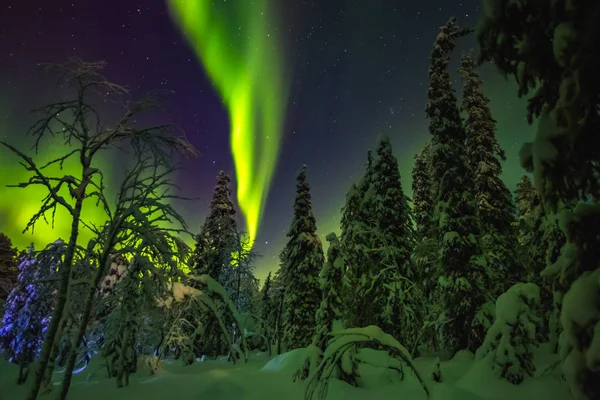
0,57,197,400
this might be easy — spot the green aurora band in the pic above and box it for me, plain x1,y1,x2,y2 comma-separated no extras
167,0,289,246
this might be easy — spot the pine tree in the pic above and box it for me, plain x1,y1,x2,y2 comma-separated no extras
412,142,434,242
281,165,324,350
426,17,488,353
459,52,520,291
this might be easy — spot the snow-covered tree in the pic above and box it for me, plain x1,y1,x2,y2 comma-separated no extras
340,152,375,328
514,176,538,270
269,269,285,354
260,271,272,323
101,236,185,388
412,141,435,242
559,268,600,399
365,135,419,347
0,245,36,362
0,58,198,400
476,282,540,384
294,232,345,381
281,165,324,350
459,52,520,290
192,170,238,278
189,170,238,358
220,231,260,314
0,241,62,383
313,233,344,352
426,17,488,353
478,1,600,397
0,232,18,305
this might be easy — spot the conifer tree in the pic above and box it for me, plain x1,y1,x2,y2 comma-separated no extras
460,52,520,289
340,152,375,328
260,272,272,321
412,142,434,242
478,2,600,396
514,175,538,269
426,17,488,353
367,135,419,346
281,165,324,350
0,245,36,361
312,233,344,352
269,269,285,354
190,170,237,358
258,271,272,351
0,233,18,304
0,241,62,382
192,170,238,278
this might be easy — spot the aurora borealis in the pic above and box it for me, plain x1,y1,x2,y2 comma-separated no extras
167,0,289,247
0,0,535,281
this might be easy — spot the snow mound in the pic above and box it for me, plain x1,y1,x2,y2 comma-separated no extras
262,348,311,374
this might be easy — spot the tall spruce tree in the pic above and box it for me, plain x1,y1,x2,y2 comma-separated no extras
340,152,376,328
426,17,488,353
190,170,238,358
281,165,324,350
367,135,419,345
312,233,344,352
192,170,237,278
459,52,520,290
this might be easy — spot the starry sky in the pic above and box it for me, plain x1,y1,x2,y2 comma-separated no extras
0,0,535,282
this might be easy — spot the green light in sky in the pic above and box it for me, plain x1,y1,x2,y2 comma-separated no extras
167,0,289,247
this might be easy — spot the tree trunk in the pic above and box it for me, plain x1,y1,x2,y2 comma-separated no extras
40,317,68,394
26,201,83,400
58,245,115,400
116,326,130,388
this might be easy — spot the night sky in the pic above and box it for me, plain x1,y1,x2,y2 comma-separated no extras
0,0,535,281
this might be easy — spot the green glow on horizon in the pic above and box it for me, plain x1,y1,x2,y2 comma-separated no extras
167,0,289,247
0,127,114,250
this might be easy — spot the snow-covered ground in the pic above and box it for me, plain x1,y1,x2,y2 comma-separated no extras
0,343,573,400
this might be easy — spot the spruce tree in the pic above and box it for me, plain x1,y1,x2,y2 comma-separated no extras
190,170,238,358
281,165,324,350
426,17,488,353
312,233,344,352
340,152,375,328
412,142,434,241
192,170,237,278
260,271,272,324
367,135,419,346
460,52,520,290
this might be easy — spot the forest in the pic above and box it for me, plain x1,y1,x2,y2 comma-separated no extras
0,1,599,400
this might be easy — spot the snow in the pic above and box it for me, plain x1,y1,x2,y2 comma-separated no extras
0,338,577,400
